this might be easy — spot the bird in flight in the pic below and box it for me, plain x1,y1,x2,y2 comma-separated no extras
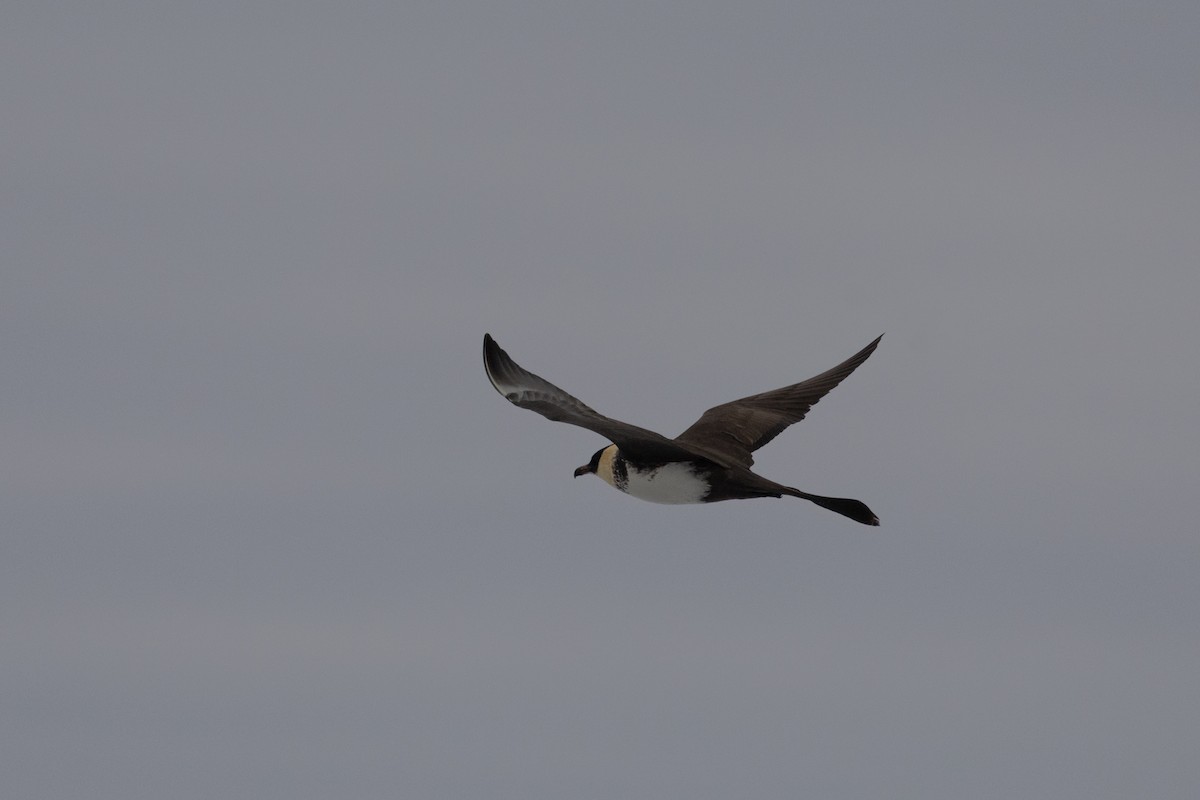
483,333,882,525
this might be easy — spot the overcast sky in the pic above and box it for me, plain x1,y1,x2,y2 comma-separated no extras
3,2,1198,798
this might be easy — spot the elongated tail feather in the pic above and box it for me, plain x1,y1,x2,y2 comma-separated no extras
787,488,880,526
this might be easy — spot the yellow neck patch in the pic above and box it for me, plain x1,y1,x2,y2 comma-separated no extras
596,444,619,488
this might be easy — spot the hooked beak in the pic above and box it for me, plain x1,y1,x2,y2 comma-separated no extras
573,464,592,478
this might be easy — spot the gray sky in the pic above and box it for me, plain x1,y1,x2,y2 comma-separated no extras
4,1,1198,798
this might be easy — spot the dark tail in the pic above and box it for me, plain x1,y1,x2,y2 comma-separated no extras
786,488,880,526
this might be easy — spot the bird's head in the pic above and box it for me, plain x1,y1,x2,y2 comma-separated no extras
574,446,606,478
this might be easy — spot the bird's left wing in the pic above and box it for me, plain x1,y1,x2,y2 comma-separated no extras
483,334,704,462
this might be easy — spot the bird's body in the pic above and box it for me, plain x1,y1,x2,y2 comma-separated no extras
483,333,882,525
590,444,711,504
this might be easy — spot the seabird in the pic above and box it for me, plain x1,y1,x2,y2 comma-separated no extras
483,333,882,525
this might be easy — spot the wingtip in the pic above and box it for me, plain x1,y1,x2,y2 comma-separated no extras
483,333,504,391
483,332,503,363
851,334,884,363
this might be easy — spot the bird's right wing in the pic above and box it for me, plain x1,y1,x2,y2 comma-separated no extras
674,335,882,468
483,334,704,462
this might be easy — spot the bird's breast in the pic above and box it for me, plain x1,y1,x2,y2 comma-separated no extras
615,459,711,505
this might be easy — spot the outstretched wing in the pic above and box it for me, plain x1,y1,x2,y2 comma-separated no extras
673,335,882,468
483,334,703,462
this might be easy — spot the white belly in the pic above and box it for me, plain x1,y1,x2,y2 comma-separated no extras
621,461,710,505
